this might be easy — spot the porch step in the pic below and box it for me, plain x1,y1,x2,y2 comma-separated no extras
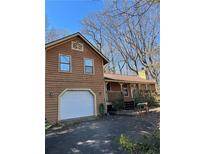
124,101,135,110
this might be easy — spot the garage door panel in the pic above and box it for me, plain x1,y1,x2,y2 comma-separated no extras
60,90,95,120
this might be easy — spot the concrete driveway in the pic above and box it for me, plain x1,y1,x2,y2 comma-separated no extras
46,110,159,154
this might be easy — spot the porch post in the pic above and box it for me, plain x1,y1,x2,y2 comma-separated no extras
104,81,109,114
133,84,137,108
119,83,123,92
119,83,125,109
132,84,136,98
104,82,109,102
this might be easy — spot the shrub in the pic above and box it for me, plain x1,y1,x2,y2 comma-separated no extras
119,134,137,153
145,92,158,107
119,128,160,154
112,101,124,111
133,90,159,108
99,103,105,116
112,99,124,110
133,90,146,105
45,118,52,130
112,92,124,111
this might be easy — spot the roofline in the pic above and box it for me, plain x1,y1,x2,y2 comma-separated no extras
45,32,109,64
45,32,79,47
104,79,156,84
104,73,146,77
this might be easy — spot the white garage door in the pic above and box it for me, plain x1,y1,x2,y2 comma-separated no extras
59,90,95,120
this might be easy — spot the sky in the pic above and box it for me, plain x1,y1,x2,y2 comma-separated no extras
46,0,104,33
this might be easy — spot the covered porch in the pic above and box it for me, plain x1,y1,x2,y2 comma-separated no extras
105,82,156,102
104,73,156,111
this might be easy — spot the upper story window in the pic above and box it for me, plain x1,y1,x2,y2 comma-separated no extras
71,41,84,51
59,54,71,72
84,58,94,74
123,84,129,97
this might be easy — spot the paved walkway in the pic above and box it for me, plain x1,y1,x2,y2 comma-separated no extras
46,109,159,154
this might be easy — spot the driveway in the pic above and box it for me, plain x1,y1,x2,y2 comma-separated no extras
46,109,159,154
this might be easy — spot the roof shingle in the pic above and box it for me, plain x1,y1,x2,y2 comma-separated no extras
104,73,156,84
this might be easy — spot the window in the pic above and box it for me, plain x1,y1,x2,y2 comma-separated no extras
123,85,129,96
84,58,94,74
59,54,71,72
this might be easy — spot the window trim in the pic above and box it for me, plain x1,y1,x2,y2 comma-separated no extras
71,41,84,52
84,58,94,75
58,54,72,73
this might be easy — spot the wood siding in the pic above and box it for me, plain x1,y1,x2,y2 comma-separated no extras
46,36,105,122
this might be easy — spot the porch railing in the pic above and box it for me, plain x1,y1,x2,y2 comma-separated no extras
106,91,124,103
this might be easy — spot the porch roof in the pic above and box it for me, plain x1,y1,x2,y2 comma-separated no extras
104,73,156,84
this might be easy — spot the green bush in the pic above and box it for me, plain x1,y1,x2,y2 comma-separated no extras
112,92,124,111
133,90,146,104
119,128,160,154
112,99,124,110
99,103,105,116
119,134,137,153
45,118,52,130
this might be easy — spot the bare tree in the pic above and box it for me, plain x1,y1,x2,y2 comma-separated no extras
81,0,160,84
81,13,103,51
45,16,69,43
117,60,126,75
81,13,119,73
46,28,69,43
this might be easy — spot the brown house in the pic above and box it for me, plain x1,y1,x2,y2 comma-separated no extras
45,32,156,122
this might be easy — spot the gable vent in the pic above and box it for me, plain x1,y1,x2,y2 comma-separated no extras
71,41,84,51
